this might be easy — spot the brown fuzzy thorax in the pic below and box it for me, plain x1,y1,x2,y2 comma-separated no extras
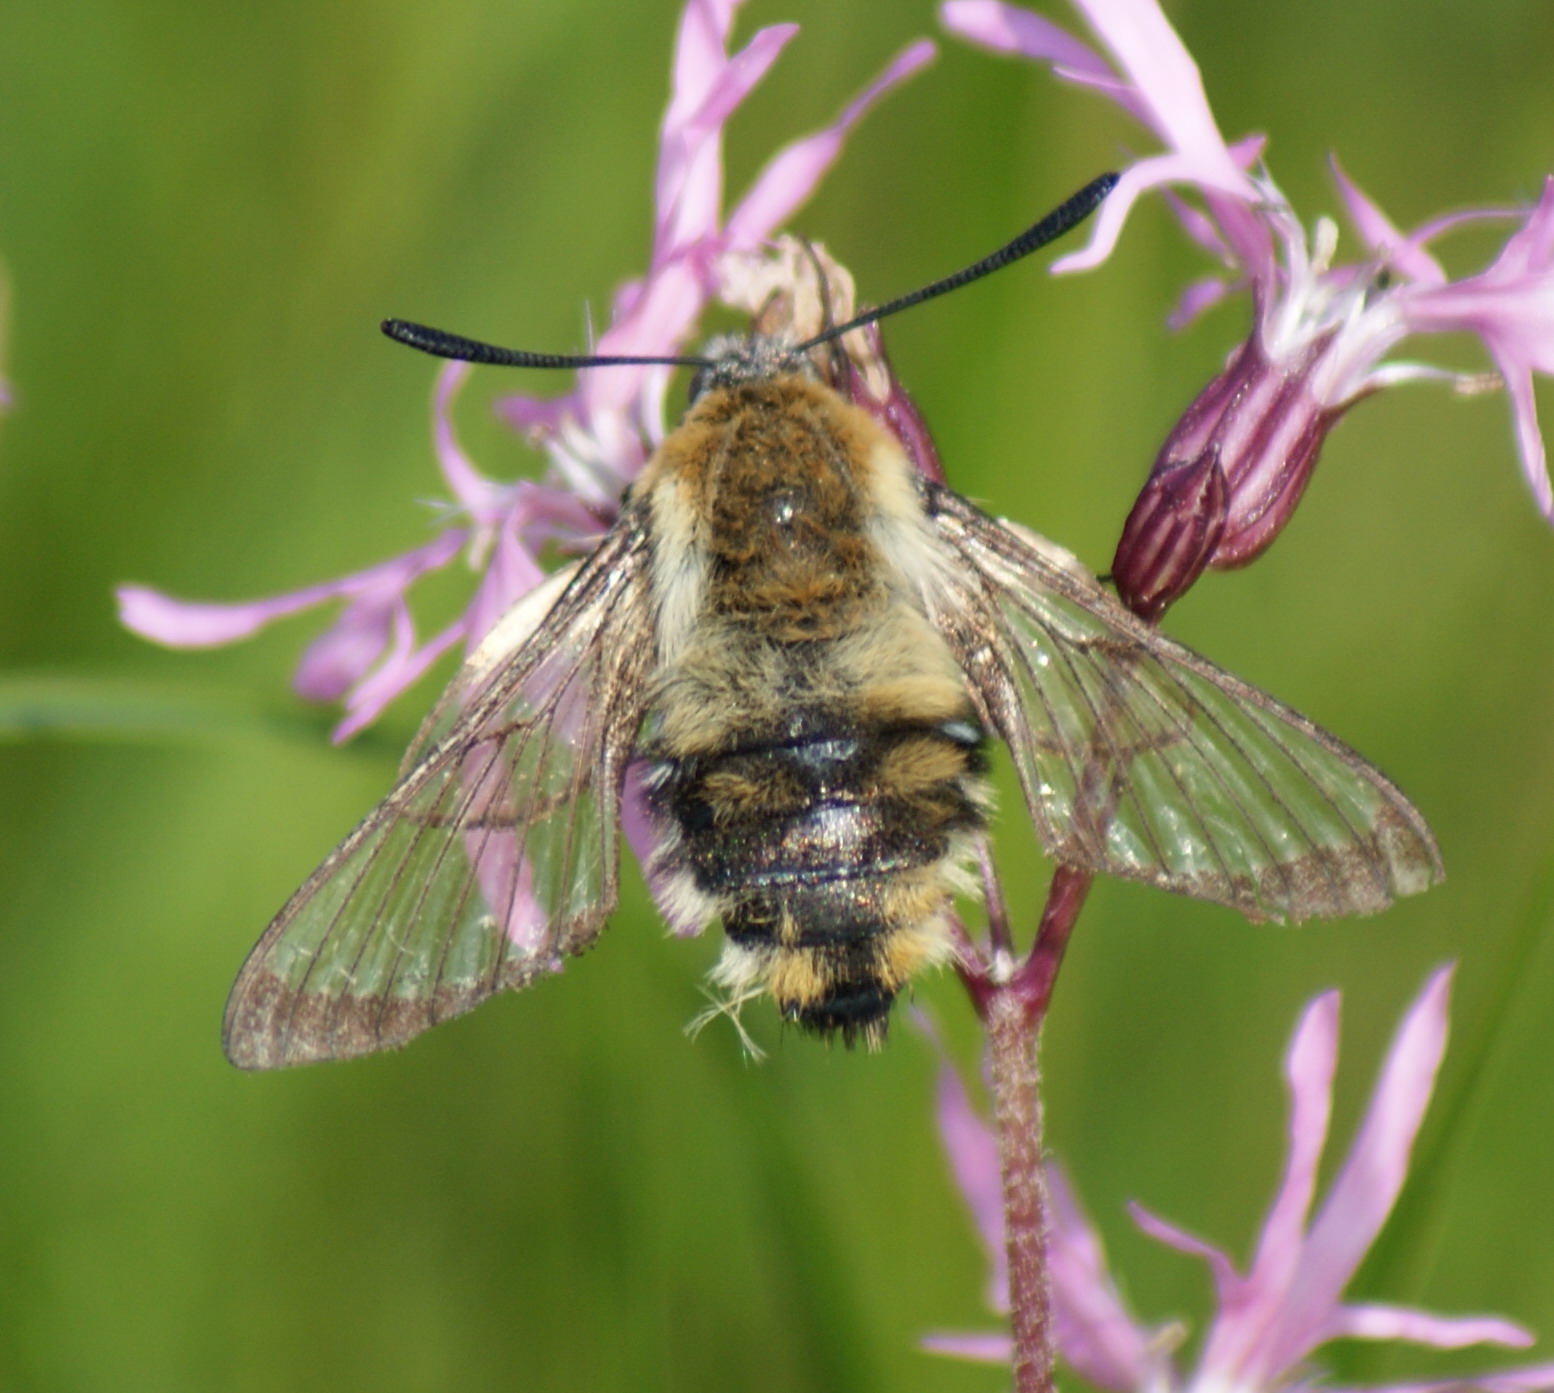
638,374,989,1045
647,376,882,642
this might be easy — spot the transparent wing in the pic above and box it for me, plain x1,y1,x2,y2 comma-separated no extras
923,487,1441,922
224,520,656,1069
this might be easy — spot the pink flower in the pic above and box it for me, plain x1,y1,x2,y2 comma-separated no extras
942,0,1554,620
925,967,1554,1393
118,0,934,739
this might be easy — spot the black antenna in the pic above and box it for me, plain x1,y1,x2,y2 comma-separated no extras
380,319,713,371
795,171,1118,353
380,171,1117,372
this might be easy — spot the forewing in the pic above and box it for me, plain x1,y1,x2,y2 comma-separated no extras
224,521,655,1069
923,488,1441,922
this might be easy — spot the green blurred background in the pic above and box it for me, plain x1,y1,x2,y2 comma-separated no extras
2,1,1552,1389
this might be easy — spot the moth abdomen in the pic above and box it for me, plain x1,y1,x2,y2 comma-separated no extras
648,712,990,1043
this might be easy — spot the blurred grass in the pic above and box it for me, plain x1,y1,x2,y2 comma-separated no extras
1,1,1552,1390
0,673,404,757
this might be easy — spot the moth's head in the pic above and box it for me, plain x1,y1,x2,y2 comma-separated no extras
686,334,821,403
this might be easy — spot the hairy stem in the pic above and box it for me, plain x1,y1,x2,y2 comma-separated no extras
987,983,1050,1393
982,865,1093,1393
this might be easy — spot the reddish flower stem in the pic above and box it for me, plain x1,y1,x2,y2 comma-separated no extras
1014,867,1091,1015
987,986,1051,1393
968,865,1092,1393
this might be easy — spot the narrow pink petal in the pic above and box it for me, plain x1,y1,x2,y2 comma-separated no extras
117,584,332,648
559,403,655,498
725,39,937,246
1162,186,1234,261
1488,348,1554,521
1052,150,1257,273
1266,967,1455,1374
507,480,613,551
1128,1201,1238,1290
462,525,546,652
1404,286,1554,375
1331,1368,1554,1393
660,0,738,202
1322,1303,1532,1350
1206,185,1280,284
499,393,575,435
655,23,797,255
631,361,676,453
921,1331,1013,1362
939,1,1152,127
685,23,800,160
434,362,506,517
1195,998,1341,1391
941,0,1101,68
1399,186,1554,372
1247,990,1340,1293
608,273,647,326
1048,1166,1156,1392
657,132,724,263
338,601,410,733
1167,274,1234,331
332,616,463,743
333,600,413,740
531,500,613,556
583,260,709,418
1064,0,1237,166
117,529,468,651
1499,177,1554,274
933,1054,1008,1311
1227,132,1267,166
1390,195,1554,526
1328,156,1446,287
1409,205,1529,251
1405,186,1554,357
948,0,1266,279
667,0,739,114
293,594,394,701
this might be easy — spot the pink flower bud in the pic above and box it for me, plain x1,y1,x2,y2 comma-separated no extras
1112,337,1345,618
1111,448,1227,621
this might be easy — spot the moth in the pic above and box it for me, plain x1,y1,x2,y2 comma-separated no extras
223,177,1440,1068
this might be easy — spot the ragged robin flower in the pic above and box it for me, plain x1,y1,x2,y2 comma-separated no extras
925,967,1554,1393
942,0,1554,621
117,0,934,738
